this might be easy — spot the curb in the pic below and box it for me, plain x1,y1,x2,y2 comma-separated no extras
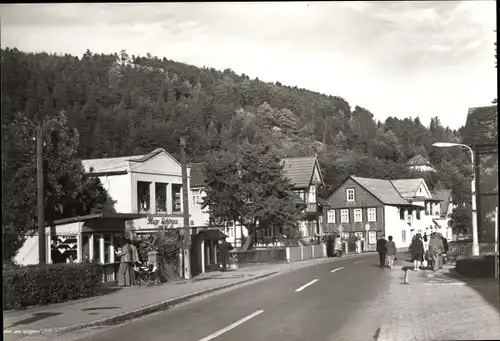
3,252,371,336
3,271,279,336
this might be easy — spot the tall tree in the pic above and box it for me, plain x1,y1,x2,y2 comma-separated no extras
2,111,115,263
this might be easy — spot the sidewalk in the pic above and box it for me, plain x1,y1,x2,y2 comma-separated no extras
3,254,361,335
376,261,500,341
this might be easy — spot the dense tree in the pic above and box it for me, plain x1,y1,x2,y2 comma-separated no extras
2,111,114,263
202,142,300,250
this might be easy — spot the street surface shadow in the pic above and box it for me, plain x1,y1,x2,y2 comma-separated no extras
81,306,120,311
439,269,500,313
99,287,123,296
8,312,62,328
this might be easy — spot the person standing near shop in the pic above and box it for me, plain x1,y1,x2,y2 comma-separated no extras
385,236,397,269
115,239,133,287
218,239,233,272
334,234,342,257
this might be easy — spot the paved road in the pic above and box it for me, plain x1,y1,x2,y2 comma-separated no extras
66,253,391,341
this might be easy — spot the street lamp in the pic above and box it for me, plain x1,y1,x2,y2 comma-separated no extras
432,142,479,257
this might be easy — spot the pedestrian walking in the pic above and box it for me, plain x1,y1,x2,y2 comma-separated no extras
334,234,342,257
326,235,334,257
376,235,388,268
441,234,449,264
422,234,430,269
410,233,424,271
218,239,233,272
385,236,397,268
116,239,133,287
428,232,444,271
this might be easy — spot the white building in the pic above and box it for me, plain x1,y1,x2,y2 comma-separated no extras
406,154,436,172
82,148,190,233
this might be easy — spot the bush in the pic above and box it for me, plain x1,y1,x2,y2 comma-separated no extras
3,262,103,310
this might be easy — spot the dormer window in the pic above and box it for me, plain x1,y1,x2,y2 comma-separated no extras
346,189,355,202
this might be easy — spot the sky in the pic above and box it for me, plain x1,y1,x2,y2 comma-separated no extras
1,1,497,129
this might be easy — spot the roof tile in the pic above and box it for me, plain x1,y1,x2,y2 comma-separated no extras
462,106,498,146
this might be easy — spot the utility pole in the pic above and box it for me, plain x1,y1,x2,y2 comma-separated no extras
37,124,46,265
180,138,191,279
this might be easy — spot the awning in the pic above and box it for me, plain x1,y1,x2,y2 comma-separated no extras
197,229,228,241
52,212,147,226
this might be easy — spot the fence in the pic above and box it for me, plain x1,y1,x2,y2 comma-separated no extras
286,244,326,263
230,248,287,264
448,241,496,258
230,243,328,265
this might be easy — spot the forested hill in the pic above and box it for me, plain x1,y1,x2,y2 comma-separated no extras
1,48,472,202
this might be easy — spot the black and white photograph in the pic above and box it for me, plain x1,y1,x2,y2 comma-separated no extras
1,2,498,340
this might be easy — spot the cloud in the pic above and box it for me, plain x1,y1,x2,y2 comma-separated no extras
0,1,496,129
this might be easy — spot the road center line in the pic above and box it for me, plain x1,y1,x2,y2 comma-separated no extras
198,310,264,341
331,267,344,273
295,279,319,292
354,260,365,264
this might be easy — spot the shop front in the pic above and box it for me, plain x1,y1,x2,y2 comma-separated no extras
47,213,145,282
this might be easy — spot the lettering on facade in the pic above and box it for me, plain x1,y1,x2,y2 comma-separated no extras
146,217,180,227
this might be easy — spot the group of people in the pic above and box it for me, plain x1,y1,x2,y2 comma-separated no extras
376,235,397,268
115,238,141,287
409,232,448,271
326,234,343,258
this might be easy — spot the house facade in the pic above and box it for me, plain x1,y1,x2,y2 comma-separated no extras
432,189,456,240
406,154,436,172
462,105,498,244
324,176,444,251
82,148,191,233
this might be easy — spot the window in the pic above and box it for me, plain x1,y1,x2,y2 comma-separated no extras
399,208,405,220
172,184,182,213
155,182,168,212
368,231,376,244
407,214,413,226
416,210,421,220
327,209,336,223
402,230,407,243
346,189,355,202
341,209,349,223
367,208,377,222
137,181,151,212
309,185,317,203
354,209,362,222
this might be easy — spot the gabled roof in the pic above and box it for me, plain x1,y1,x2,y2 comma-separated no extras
350,176,410,206
188,162,206,188
281,156,323,189
462,106,498,147
390,179,425,199
433,189,453,215
82,148,180,174
406,154,432,167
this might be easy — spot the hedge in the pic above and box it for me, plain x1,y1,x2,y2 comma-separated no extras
3,262,103,310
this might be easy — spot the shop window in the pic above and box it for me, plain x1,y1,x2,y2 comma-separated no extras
399,208,405,220
104,234,111,263
93,234,101,262
51,235,77,263
172,184,182,213
402,230,407,243
82,235,90,262
137,181,151,212
156,182,168,213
